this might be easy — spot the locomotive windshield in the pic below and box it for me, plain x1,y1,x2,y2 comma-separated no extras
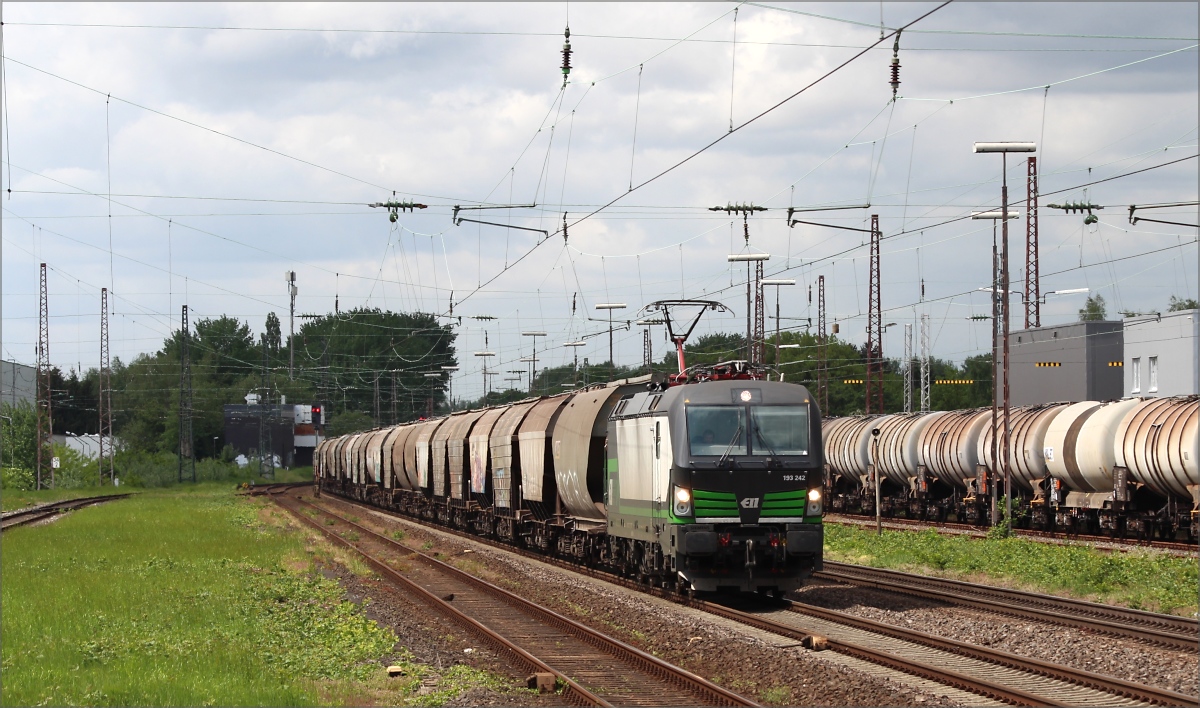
687,404,810,457
750,405,809,455
687,406,747,456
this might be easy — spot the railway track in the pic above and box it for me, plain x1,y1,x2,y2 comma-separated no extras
310,490,1197,707
1,493,130,531
271,490,759,707
816,562,1199,651
825,513,1198,554
756,600,1196,707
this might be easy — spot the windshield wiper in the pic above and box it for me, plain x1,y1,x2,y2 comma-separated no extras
717,425,743,468
754,425,779,458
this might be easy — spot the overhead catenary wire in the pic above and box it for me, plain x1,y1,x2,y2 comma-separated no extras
8,4,1195,390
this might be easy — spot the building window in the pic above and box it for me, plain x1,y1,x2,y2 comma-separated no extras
1149,356,1158,393
1131,358,1141,393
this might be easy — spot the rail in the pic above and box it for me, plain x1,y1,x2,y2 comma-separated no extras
274,491,759,707
314,489,1196,707
817,561,1199,651
1,493,131,531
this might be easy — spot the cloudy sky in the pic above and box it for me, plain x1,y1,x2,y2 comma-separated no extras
2,2,1196,400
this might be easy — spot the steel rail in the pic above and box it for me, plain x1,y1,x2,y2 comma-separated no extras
314,489,1195,707
0,493,131,531
272,494,609,707
818,562,1199,650
316,493,1053,705
782,600,1197,706
281,492,759,707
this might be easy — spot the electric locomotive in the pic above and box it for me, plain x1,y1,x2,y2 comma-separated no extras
607,371,824,594
315,363,825,595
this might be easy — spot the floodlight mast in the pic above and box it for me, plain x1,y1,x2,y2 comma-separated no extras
638,299,730,374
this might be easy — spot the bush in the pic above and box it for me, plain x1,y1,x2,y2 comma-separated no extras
51,444,100,489
2,466,35,491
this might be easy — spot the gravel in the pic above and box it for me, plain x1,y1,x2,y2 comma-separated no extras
326,497,967,707
792,579,1200,696
294,513,562,705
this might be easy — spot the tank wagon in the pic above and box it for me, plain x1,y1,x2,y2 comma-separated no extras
820,395,1198,541
316,365,825,594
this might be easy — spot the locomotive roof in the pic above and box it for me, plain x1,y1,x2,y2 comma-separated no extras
611,379,813,419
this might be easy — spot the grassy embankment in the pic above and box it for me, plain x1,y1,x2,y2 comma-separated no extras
1,483,509,706
823,523,1199,616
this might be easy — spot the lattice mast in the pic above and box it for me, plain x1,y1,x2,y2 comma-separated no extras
36,263,52,489
817,275,828,414
373,372,381,427
752,259,765,366
920,314,931,412
903,323,913,413
1025,156,1040,329
99,288,113,485
178,304,195,483
643,328,652,373
865,215,884,414
390,371,398,426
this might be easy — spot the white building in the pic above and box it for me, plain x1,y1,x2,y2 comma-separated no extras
51,434,122,458
1123,309,1198,398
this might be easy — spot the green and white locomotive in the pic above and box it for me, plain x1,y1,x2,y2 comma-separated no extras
606,371,825,593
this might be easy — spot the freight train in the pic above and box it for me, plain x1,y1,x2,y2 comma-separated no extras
315,363,826,595
821,395,1198,542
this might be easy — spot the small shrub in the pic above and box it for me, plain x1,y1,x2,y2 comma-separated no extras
1,466,35,491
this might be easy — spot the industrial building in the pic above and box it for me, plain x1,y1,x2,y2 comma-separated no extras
1122,309,1199,398
1,360,36,407
1007,321,1124,406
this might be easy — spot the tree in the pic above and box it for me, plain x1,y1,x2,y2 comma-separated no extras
264,312,282,353
1168,295,1198,311
1078,294,1107,321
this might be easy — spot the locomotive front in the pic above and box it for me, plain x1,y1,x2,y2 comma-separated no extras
608,378,824,594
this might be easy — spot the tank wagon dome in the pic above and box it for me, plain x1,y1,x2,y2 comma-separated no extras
917,408,990,490
1043,399,1140,493
823,415,880,482
977,403,1070,492
1114,395,1198,500
870,411,948,486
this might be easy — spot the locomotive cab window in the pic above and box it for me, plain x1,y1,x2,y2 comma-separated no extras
687,406,747,456
750,405,809,456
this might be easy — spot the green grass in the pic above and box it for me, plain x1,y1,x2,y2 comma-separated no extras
1,483,395,706
824,523,1199,616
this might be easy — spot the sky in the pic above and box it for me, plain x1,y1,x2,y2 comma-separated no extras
2,1,1197,401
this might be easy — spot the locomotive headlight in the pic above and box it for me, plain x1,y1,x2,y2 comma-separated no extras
807,488,822,502
673,486,693,517
807,488,822,516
